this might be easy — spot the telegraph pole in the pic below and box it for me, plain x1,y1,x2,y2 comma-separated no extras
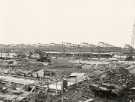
61,76,68,102
130,22,135,60
131,23,135,48
61,78,64,102
62,41,66,54
78,44,81,64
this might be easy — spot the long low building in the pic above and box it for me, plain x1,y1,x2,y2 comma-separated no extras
45,51,113,58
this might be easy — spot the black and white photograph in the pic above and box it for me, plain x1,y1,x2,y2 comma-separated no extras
0,0,135,102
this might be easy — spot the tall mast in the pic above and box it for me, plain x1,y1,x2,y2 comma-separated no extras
131,23,135,48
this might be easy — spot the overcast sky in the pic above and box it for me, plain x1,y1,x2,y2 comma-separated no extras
0,0,135,46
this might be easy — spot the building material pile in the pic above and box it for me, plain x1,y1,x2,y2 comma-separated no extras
60,80,95,102
100,67,135,89
89,66,135,100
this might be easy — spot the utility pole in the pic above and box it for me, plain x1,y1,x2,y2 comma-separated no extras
61,76,68,102
130,23,135,60
131,23,135,48
62,41,65,54
61,78,64,102
125,22,135,61
43,72,49,102
78,44,81,64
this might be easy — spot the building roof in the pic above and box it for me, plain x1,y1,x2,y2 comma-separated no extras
69,72,86,77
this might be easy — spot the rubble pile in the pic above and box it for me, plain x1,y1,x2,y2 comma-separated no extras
53,80,94,102
12,60,44,73
98,67,135,89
